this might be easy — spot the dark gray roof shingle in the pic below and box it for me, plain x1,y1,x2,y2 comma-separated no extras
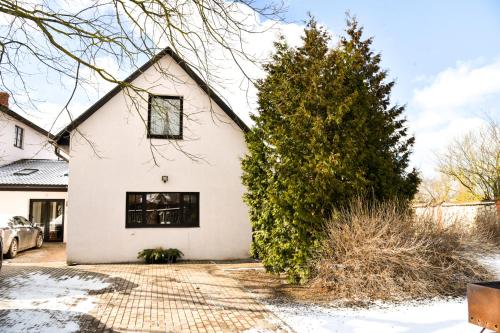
0,159,68,187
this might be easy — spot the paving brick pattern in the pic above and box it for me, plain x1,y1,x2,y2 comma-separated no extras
7,242,67,263
0,262,289,333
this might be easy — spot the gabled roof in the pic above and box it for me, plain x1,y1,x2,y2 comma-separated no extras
0,105,53,139
56,47,249,145
0,159,68,190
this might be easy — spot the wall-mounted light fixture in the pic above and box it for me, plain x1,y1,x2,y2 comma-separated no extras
162,176,168,183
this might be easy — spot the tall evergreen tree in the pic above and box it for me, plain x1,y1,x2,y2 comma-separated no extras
242,18,420,282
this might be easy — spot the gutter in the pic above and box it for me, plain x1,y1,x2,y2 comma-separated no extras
53,145,69,162
0,185,68,192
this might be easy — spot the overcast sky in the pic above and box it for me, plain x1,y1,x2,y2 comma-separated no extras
5,0,500,177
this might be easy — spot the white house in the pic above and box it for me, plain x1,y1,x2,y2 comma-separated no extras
0,93,56,166
0,95,68,243
56,48,252,263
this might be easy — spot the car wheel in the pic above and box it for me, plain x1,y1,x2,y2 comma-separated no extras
36,233,43,248
6,238,18,259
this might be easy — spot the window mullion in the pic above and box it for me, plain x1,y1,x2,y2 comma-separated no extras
142,193,147,225
180,193,185,226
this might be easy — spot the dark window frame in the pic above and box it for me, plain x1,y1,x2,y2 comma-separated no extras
147,95,183,140
29,199,65,242
14,125,24,149
125,192,199,228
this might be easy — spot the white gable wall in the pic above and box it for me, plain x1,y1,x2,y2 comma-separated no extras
0,112,55,165
66,55,251,263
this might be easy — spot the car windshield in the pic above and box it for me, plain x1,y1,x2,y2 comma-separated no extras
0,214,20,228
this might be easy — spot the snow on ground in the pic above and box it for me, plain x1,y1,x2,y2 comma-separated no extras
483,254,500,277
1,310,81,333
266,298,485,333
0,272,110,333
266,254,500,333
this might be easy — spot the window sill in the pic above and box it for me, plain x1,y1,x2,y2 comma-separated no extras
147,134,183,140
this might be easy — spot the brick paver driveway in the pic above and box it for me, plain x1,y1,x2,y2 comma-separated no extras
0,249,289,332
6,243,66,263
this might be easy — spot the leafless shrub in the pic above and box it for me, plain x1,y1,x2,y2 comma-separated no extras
310,199,495,303
472,212,500,246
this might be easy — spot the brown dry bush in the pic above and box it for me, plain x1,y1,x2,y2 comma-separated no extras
310,199,495,303
472,212,500,246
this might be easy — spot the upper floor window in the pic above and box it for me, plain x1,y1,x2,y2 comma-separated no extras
147,95,183,139
14,125,24,149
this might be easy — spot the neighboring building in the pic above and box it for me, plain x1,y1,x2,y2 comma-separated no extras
0,93,55,166
0,93,68,243
56,48,251,263
0,159,68,242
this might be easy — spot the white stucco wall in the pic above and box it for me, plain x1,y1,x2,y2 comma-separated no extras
66,55,251,263
414,201,498,228
0,112,56,165
0,191,69,242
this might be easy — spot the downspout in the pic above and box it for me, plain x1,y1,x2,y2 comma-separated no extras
54,145,69,162
48,130,69,162
49,136,69,162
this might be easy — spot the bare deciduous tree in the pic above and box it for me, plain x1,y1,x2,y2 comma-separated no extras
414,175,481,205
414,175,456,205
0,0,284,162
438,117,500,200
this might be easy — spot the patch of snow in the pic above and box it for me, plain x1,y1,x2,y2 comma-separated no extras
264,253,500,333
266,298,490,333
1,310,80,333
482,254,500,277
0,272,110,333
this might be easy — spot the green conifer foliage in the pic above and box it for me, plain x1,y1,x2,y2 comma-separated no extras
242,18,420,282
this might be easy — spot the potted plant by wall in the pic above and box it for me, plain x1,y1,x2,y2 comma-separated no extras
165,248,183,263
137,247,183,264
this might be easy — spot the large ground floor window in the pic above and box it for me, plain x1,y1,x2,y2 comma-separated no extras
126,192,199,228
29,199,65,242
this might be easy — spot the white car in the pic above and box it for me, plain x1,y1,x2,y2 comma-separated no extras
0,214,43,259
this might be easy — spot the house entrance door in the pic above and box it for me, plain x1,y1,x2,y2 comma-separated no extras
29,199,65,242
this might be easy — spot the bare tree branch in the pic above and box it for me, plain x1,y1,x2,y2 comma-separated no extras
0,0,286,162
437,117,500,200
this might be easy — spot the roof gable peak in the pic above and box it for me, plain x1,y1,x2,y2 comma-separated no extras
56,47,248,145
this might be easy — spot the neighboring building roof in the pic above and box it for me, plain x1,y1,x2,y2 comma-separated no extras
56,47,249,145
0,105,54,139
0,159,68,190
